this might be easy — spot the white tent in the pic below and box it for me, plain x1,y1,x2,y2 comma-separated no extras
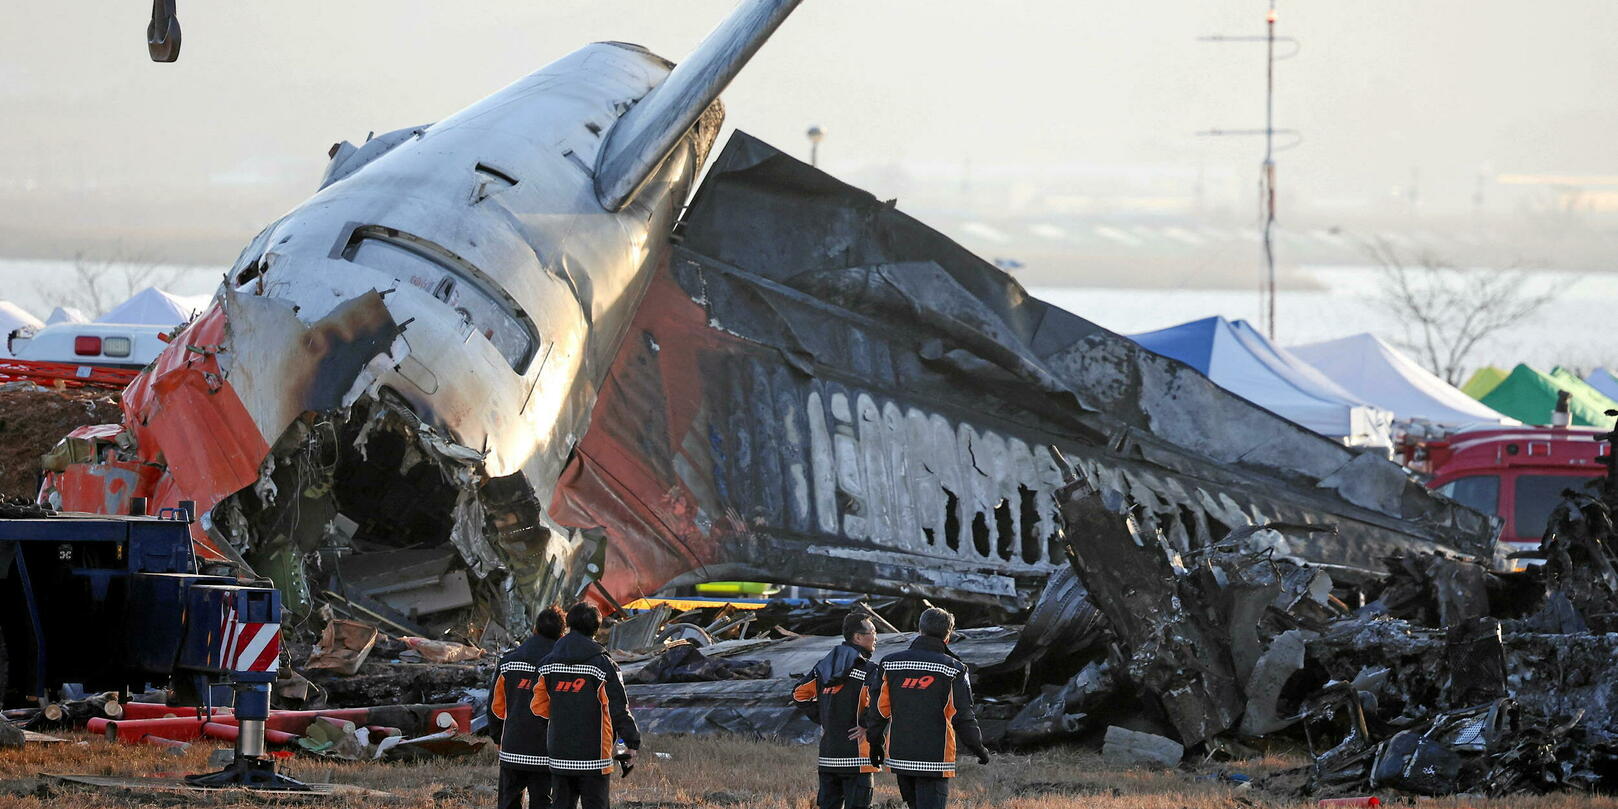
97,287,209,327
1130,316,1394,448
1587,368,1618,402
1290,333,1515,429
45,306,90,325
0,301,45,357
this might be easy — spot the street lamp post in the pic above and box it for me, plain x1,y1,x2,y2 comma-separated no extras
806,125,825,167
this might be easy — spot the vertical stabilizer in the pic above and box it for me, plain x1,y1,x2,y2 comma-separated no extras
593,0,802,211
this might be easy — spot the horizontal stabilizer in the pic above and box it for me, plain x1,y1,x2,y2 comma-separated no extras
593,0,802,211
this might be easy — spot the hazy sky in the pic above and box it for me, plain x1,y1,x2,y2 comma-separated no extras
4,1,1617,253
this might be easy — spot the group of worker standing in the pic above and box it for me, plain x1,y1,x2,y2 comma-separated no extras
792,608,991,809
490,603,639,809
490,603,987,809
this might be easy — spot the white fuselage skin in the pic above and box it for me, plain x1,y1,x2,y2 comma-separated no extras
224,43,709,507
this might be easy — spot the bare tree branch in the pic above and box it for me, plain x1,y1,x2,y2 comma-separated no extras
1365,237,1555,385
31,250,181,320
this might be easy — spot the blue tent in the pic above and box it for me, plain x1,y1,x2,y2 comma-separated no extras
1131,316,1393,447
1587,368,1618,402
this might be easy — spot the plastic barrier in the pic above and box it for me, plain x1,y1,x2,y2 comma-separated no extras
0,359,141,390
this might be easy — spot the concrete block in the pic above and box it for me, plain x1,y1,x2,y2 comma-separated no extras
1102,725,1184,768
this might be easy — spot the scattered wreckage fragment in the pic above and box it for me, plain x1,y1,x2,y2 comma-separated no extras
1021,427,1618,796
1293,480,1618,796
1056,479,1344,747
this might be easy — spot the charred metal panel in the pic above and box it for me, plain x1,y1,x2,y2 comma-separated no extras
1061,484,1246,746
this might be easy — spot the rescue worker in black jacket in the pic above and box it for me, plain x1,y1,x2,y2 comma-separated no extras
531,602,641,809
863,607,990,809
490,604,565,809
792,613,881,809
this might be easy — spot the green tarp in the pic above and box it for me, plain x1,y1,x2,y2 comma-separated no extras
1477,363,1618,426
1461,365,1508,399
1550,367,1618,416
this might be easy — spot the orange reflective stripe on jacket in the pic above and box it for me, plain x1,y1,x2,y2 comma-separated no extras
492,673,509,720
529,677,551,719
598,685,613,768
793,678,819,703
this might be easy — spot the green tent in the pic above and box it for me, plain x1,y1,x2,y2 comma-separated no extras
1461,365,1508,399
1550,367,1618,415
1479,364,1618,426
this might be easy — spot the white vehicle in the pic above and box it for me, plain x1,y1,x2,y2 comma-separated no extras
6,322,169,368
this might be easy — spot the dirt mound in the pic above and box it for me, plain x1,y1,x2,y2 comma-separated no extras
0,384,122,500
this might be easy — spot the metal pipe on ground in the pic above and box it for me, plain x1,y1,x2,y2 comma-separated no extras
209,710,368,736
209,704,472,735
92,703,472,742
89,716,208,744
121,702,230,721
201,721,297,747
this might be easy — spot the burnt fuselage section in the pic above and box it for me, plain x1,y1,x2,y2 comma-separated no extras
548,134,1496,611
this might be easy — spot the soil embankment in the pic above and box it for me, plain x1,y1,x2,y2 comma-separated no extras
0,384,121,500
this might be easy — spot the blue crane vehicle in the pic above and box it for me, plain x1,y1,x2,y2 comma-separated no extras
0,498,300,789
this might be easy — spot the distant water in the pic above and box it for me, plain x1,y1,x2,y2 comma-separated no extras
2,258,1610,373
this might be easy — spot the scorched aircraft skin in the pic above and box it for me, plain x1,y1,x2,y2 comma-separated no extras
41,2,1494,634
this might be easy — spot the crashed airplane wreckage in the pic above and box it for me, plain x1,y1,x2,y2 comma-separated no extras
37,0,1492,643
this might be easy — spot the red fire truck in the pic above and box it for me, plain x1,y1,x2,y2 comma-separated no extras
1407,425,1610,559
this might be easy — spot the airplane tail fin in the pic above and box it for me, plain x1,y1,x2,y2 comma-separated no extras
593,0,802,212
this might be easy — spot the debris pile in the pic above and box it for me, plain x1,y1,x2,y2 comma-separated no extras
284,614,496,710
993,470,1618,797
608,619,1017,743
624,643,771,685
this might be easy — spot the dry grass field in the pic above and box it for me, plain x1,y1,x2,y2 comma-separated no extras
2,732,1615,809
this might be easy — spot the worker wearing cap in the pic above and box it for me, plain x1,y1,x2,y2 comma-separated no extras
531,602,640,809
863,607,990,809
490,604,565,809
792,613,882,809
